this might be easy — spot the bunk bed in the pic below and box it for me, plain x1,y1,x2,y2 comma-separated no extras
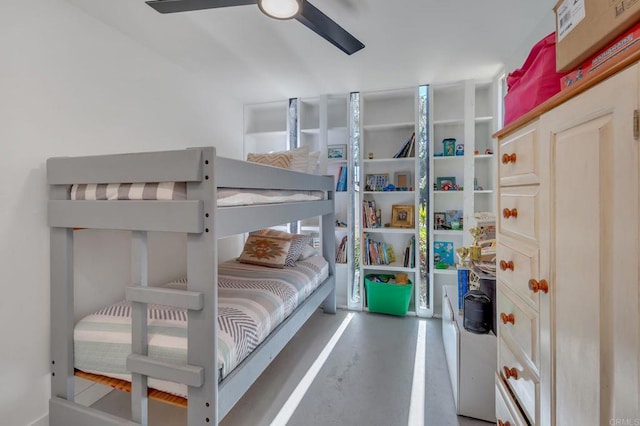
48,147,336,426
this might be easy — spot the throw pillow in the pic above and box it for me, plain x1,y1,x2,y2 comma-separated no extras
238,234,292,268
298,244,319,260
246,152,293,169
307,150,321,174
252,229,310,266
287,145,310,173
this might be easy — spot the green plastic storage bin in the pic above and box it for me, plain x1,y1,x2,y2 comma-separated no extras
365,274,413,316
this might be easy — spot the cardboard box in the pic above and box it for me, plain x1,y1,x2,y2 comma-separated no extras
562,21,640,89
554,0,640,72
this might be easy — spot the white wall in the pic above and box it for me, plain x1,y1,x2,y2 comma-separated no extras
503,9,557,77
0,1,243,424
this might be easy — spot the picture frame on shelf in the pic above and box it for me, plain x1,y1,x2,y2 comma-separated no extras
365,173,389,191
394,171,412,190
445,209,463,230
436,176,456,191
327,144,346,159
391,204,415,228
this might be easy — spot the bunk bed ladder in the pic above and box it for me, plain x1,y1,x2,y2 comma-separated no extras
123,148,218,426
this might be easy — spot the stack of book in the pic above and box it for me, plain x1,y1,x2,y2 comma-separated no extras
402,236,415,268
335,165,348,191
393,132,416,158
335,235,348,263
361,200,381,228
363,234,395,266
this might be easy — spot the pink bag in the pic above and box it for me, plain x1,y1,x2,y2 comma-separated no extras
504,32,567,126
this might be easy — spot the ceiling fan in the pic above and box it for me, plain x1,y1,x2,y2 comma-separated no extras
145,0,365,55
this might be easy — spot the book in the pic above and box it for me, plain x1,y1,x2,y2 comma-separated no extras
433,241,454,267
393,132,416,158
457,267,469,313
363,234,392,265
393,134,412,158
336,166,348,191
336,235,348,263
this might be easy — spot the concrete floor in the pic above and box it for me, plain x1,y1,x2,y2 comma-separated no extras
92,310,492,425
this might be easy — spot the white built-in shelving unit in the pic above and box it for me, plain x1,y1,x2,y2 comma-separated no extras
244,95,355,309
355,87,430,317
429,80,497,315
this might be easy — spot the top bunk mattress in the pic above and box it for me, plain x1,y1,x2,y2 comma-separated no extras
69,182,324,207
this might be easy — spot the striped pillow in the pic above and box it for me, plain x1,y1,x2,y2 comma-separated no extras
246,152,293,169
70,182,186,200
251,229,310,266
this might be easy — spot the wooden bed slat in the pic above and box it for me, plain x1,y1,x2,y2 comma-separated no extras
74,371,187,408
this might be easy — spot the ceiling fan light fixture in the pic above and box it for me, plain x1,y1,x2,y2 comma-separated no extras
258,0,301,20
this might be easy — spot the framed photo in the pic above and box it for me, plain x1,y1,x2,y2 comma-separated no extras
434,212,446,229
445,209,463,230
327,144,347,159
365,173,389,191
391,204,415,228
436,176,456,190
394,171,412,190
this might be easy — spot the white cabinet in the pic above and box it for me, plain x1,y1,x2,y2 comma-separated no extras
442,285,496,422
429,80,497,316
495,62,640,424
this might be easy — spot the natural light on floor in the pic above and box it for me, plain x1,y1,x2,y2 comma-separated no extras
408,319,427,426
270,312,356,426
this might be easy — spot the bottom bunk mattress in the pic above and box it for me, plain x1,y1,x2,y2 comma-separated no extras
74,255,328,398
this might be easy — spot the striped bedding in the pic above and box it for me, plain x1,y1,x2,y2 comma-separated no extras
69,183,323,206
74,255,329,398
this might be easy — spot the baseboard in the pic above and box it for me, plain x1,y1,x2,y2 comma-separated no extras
29,413,49,426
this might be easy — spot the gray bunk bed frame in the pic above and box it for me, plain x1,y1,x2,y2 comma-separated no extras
47,146,336,425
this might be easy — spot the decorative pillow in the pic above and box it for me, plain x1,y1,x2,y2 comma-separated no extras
287,145,310,173
246,151,293,169
307,150,321,174
298,243,319,260
252,229,310,266
238,234,292,268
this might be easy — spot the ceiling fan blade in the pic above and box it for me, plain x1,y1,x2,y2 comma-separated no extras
146,0,256,14
295,0,364,55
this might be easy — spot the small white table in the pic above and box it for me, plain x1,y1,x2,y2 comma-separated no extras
441,285,496,422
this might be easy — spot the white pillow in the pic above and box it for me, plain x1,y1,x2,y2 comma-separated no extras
298,244,319,260
288,145,310,172
308,150,321,174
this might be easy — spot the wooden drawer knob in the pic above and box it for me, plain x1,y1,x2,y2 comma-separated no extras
502,153,517,164
500,260,514,271
528,278,549,294
503,208,518,219
503,366,519,380
498,421,512,426
501,312,515,325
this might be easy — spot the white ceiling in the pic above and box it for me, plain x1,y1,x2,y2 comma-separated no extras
66,0,558,104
